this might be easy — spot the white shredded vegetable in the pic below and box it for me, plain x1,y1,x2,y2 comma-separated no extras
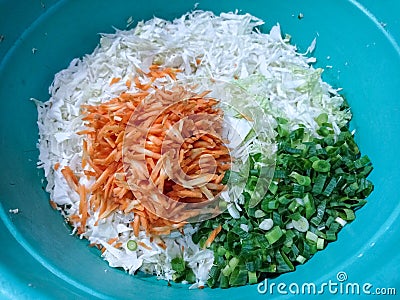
35,10,350,287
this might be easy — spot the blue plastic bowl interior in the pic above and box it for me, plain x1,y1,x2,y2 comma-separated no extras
1,0,399,299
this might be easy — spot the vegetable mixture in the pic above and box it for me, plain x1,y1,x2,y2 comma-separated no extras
35,11,373,289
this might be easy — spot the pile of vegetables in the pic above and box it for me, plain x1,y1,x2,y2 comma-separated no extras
36,10,375,289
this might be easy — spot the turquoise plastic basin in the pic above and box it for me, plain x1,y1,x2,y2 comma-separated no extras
1,1,399,299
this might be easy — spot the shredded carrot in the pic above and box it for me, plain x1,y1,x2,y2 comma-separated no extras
76,129,95,135
133,215,140,237
125,79,132,89
61,166,79,192
107,237,118,245
54,162,60,171
49,199,57,210
110,77,121,85
62,66,230,240
157,241,167,250
68,214,81,223
203,224,222,249
137,241,152,250
84,170,97,177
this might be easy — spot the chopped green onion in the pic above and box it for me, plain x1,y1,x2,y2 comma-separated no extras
248,271,258,284
341,209,356,221
317,126,332,137
265,226,283,245
268,181,279,194
229,257,240,269
171,257,186,273
217,246,226,257
273,169,287,179
335,217,347,227
330,222,341,232
322,177,337,196
281,141,303,154
222,264,232,277
254,209,266,218
312,159,331,172
296,255,307,264
305,231,318,243
315,113,328,126
303,194,316,219
219,274,229,289
261,199,279,211
326,231,337,241
288,200,301,212
221,170,231,184
290,172,311,186
229,268,248,286
325,215,335,227
207,266,221,288
317,238,325,250
292,184,305,197
276,251,294,272
185,269,196,283
292,216,309,232
289,127,305,141
190,121,373,288
312,174,327,194
259,218,274,231
127,240,138,251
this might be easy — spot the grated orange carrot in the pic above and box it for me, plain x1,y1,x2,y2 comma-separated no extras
157,241,167,250
203,224,222,249
137,241,152,250
125,79,132,89
78,184,88,233
107,237,118,245
61,166,79,192
110,77,121,85
62,66,230,240
133,216,140,237
49,199,58,210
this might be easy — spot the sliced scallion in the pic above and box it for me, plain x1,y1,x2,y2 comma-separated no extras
259,218,274,231
127,240,138,251
296,255,307,264
305,231,318,243
248,271,258,284
190,121,373,288
315,113,328,126
335,217,347,227
317,238,325,250
312,159,331,173
265,226,283,245
292,216,309,232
